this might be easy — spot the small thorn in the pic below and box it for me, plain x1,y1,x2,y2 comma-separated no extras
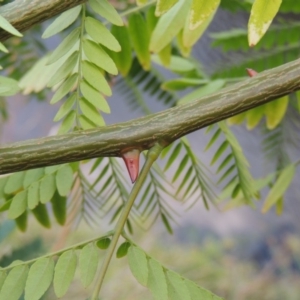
121,149,140,183
246,68,258,77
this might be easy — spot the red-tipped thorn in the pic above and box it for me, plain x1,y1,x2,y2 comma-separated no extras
121,149,140,183
246,68,258,77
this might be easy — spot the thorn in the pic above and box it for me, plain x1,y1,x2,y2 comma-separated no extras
121,149,140,183
246,68,258,77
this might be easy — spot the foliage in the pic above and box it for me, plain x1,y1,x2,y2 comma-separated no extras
0,0,299,299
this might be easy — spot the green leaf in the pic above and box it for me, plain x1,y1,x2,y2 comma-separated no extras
0,271,6,291
83,39,118,75
45,165,61,175
54,250,77,298
127,246,148,286
128,13,151,70
0,43,9,53
184,279,222,300
147,258,168,300
161,213,173,234
51,191,67,225
152,55,195,73
0,76,20,96
155,0,179,16
53,94,76,122
15,211,28,232
80,80,110,113
116,242,131,258
246,105,264,130
56,164,73,196
79,115,97,130
189,0,220,30
85,17,121,52
96,238,111,249
248,0,282,46
262,164,296,213
47,27,80,64
164,142,182,171
79,243,99,288
8,190,27,219
39,174,56,204
264,96,289,129
25,258,54,300
27,181,40,209
210,141,228,165
82,61,112,96
23,168,44,188
42,5,82,38
162,78,208,91
32,203,51,228
89,0,123,26
58,110,76,134
0,265,28,300
4,171,25,194
79,98,106,126
50,73,78,104
167,270,191,300
150,0,191,53
0,199,12,212
183,7,215,47
0,14,22,37
109,25,132,76
48,51,78,87
178,80,225,105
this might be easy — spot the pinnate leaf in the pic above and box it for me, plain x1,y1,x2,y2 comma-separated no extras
56,164,73,196
82,61,112,96
147,258,168,300
4,171,25,194
85,17,121,52
8,190,27,219
42,5,82,38
79,243,99,288
89,0,123,26
47,27,80,65
127,245,148,286
109,25,132,76
96,238,111,249
25,258,54,300
0,265,29,300
54,250,77,298
248,0,282,46
189,0,220,30
150,0,191,53
128,13,151,70
80,80,110,113
39,174,56,204
0,14,22,37
116,242,131,258
51,191,67,225
262,164,296,213
53,94,76,122
50,73,78,104
155,0,179,16
83,39,118,75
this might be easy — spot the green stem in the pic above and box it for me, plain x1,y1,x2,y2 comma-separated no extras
91,143,164,300
1,231,114,271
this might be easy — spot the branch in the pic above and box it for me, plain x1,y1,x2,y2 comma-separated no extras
0,58,300,175
0,0,87,41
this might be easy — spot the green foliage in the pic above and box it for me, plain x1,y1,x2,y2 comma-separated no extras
127,244,223,300
0,0,299,299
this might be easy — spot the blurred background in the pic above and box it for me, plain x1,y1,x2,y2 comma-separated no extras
0,1,300,299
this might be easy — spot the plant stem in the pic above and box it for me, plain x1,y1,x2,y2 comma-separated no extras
91,143,164,300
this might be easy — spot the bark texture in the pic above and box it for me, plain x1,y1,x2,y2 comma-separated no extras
0,57,299,174
0,0,87,41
